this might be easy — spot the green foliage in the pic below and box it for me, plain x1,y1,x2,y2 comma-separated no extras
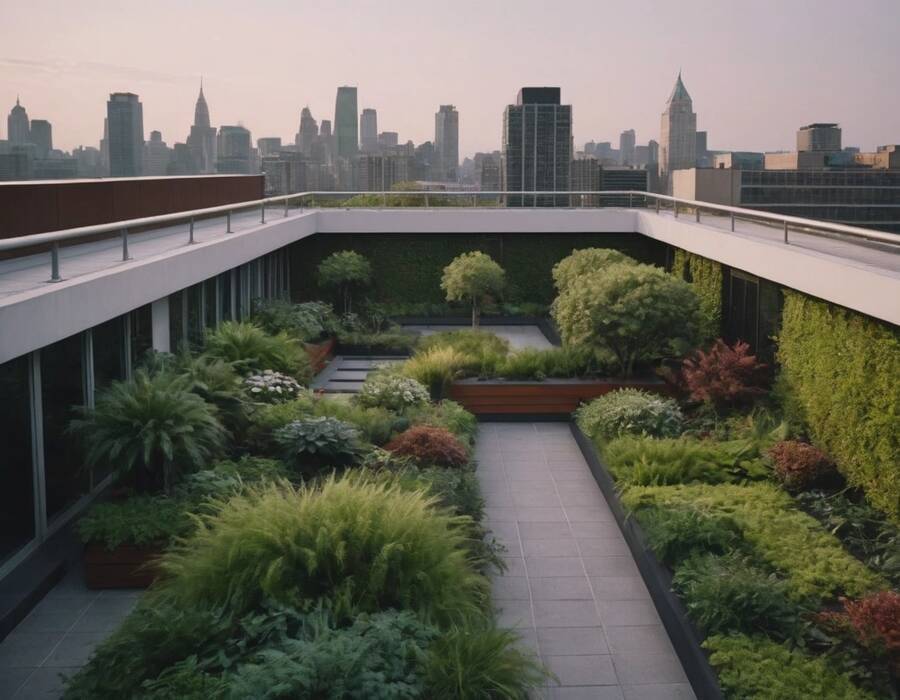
275,417,361,472
402,346,467,400
418,329,510,367
416,467,484,522
310,397,403,446
552,247,635,292
637,505,744,566
623,482,885,600
386,426,470,469
705,634,878,700
440,252,506,328
406,400,478,446
69,370,227,494
245,395,317,453
252,299,339,342
336,328,419,354
317,250,372,314
356,372,431,412
204,321,311,382
77,495,194,550
423,623,549,699
672,249,723,341
673,552,800,638
576,389,684,442
495,345,611,380
552,261,701,377
601,435,770,486
777,291,900,522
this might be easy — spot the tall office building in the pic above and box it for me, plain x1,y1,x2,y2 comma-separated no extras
257,137,282,158
360,108,378,152
619,129,635,166
143,130,171,176
216,125,252,174
320,120,332,138
334,86,358,158
295,107,318,154
186,83,217,174
435,104,459,181
107,92,144,178
797,123,841,152
501,87,572,206
7,97,30,146
659,72,696,192
29,120,52,159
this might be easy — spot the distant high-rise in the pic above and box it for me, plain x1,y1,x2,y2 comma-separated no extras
107,92,144,177
29,119,52,159
7,97,30,145
334,86,358,158
378,132,398,148
619,129,635,166
659,72,697,191
186,83,217,173
216,125,252,174
360,108,378,152
797,123,841,152
257,137,282,158
435,104,459,181
143,130,171,176
320,120,332,138
502,87,572,206
296,107,318,154
648,139,659,164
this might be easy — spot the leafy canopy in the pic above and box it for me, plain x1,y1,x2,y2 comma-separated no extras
440,252,505,328
551,247,636,292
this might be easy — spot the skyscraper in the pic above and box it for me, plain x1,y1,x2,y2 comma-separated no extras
360,108,378,152
186,83,216,173
295,107,318,154
659,72,697,192
320,120,332,138
143,130,171,176
435,104,459,181
7,97,30,145
29,120,52,159
619,129,635,166
216,126,252,174
107,92,144,177
797,123,841,152
501,87,572,206
334,86,358,158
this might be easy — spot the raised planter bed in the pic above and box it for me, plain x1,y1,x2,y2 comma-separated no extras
449,376,672,416
569,423,724,700
304,337,336,374
83,543,163,589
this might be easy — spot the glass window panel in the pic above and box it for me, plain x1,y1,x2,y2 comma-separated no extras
169,291,185,352
187,283,204,349
92,316,127,391
204,278,217,330
220,271,233,322
131,304,153,366
0,356,35,564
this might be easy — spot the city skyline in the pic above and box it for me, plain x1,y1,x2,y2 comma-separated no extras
3,0,899,157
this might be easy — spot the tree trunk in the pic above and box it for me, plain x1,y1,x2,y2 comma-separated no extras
472,301,480,329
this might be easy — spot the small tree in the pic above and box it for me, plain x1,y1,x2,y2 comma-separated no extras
552,248,636,292
682,339,769,409
440,251,505,328
318,250,372,314
552,262,700,377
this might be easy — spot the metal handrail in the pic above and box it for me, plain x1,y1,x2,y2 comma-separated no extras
1,190,897,283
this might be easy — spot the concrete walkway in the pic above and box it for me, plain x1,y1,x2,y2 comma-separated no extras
476,422,694,700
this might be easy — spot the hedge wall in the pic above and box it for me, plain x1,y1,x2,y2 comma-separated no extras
778,291,900,523
672,249,723,341
290,233,666,306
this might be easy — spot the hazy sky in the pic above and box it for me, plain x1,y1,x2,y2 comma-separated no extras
3,0,899,157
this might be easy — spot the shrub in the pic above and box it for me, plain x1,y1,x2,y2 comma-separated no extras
673,552,800,637
406,400,478,445
386,426,469,469
623,483,885,600
245,395,316,453
777,291,900,523
402,346,467,400
69,370,227,494
274,417,361,472
576,389,683,442
252,299,339,342
672,249,724,341
356,373,431,411
637,506,743,566
423,623,549,699
552,261,701,377
441,252,506,328
204,321,310,382
842,591,900,664
496,345,610,380
705,634,879,700
551,247,635,292
77,495,194,550
311,397,404,446
244,370,302,403
336,327,419,354
768,440,839,492
318,250,372,314
156,477,489,626
682,339,769,409
418,329,510,364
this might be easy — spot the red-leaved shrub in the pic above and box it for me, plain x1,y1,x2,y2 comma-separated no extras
844,591,900,664
681,339,769,408
385,426,469,468
767,440,839,492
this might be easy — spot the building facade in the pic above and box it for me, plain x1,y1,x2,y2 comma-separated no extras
295,107,318,155
334,87,358,158
619,129,635,166
659,73,697,192
106,93,144,178
186,85,217,174
435,105,459,181
7,98,30,146
216,126,252,174
360,108,378,153
143,130,171,176
29,120,51,159
797,123,841,152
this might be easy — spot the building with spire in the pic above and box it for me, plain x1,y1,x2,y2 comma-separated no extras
295,107,318,155
659,72,697,192
186,82,217,173
7,97,30,146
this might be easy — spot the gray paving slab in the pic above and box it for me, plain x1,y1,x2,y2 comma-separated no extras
478,422,695,699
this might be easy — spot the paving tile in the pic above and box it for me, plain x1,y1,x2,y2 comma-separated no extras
526,557,586,578
493,576,531,601
622,683,695,699
13,605,89,634
523,538,579,558
518,522,573,540
558,491,610,508
533,600,602,628
486,521,520,542
486,506,518,521
0,667,32,696
583,557,641,578
564,507,615,523
569,521,625,539
514,507,568,523
514,491,561,508
604,626,676,656
0,633,62,668
43,633,108,668
611,654,687,686
597,600,661,627
484,490,515,507
497,602,534,630
530,576,593,601
498,556,527,577
589,577,651,602
545,654,618,687
576,538,631,557
537,627,609,656
546,687,625,700
13,666,74,699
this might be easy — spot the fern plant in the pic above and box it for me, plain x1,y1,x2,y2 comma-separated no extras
203,321,310,382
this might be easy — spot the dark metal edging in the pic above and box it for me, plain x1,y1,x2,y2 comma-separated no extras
569,423,725,700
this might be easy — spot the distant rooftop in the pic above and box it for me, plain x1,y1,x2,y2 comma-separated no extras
516,87,561,105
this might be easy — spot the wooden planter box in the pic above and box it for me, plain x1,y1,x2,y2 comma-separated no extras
304,337,336,374
83,543,164,589
449,377,671,416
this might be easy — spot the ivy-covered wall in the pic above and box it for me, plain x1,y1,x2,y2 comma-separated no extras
778,291,900,523
672,249,723,341
289,233,666,306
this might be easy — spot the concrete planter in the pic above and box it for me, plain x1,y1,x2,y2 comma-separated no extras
83,543,163,589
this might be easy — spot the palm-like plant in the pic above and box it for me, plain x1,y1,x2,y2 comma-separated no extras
70,370,227,494
203,321,310,382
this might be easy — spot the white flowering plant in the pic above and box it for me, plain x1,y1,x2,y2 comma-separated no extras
355,372,430,411
244,370,302,403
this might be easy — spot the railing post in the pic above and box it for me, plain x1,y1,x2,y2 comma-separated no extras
49,242,61,282
424,192,429,208
382,192,387,208
189,217,195,244
784,220,789,244
226,211,232,233
284,198,289,217
695,207,701,223
121,228,130,260
472,193,477,208
629,192,633,208
261,204,266,224
655,198,660,214
674,202,679,218
730,213,735,232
